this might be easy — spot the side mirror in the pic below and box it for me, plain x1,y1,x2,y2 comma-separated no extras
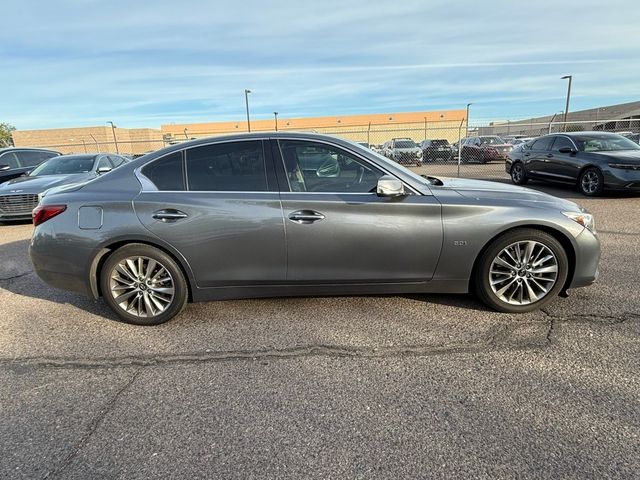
0,164,10,171
97,166,112,175
376,175,405,197
558,146,576,154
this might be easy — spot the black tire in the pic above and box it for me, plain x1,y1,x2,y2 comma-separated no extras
510,161,528,185
100,243,188,325
474,228,569,313
578,167,604,196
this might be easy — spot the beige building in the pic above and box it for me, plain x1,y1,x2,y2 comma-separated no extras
12,126,164,155
12,109,467,155
162,109,467,145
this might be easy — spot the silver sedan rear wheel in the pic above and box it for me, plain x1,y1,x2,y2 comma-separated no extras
489,241,558,306
109,256,175,318
100,243,188,325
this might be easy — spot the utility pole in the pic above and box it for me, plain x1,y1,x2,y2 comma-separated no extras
465,103,473,138
244,89,252,132
107,121,119,153
561,75,572,132
274,112,278,131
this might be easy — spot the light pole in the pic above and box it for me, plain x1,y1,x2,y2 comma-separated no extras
107,121,119,153
561,75,572,131
183,128,189,139
89,133,100,152
548,111,563,134
274,112,278,131
465,103,473,138
244,89,252,132
423,117,427,141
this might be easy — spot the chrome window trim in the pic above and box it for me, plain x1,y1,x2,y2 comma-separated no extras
136,135,421,195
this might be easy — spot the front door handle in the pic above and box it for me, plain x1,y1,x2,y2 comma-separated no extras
152,209,188,222
288,210,325,224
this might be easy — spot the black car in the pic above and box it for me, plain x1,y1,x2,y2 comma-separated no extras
0,148,60,183
419,139,453,162
506,132,640,196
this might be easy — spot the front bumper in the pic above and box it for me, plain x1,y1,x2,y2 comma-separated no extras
0,211,33,221
602,167,640,191
569,227,601,289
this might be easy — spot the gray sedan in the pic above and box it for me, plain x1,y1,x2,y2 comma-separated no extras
29,133,600,325
0,153,129,221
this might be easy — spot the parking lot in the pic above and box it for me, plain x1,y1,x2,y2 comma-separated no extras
1,182,638,479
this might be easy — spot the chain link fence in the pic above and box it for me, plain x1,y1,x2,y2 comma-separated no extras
19,116,640,181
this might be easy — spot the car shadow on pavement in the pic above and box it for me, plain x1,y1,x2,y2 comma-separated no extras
0,238,120,321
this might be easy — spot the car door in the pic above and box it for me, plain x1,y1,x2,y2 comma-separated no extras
273,138,442,283
524,136,554,178
548,135,580,181
133,140,286,288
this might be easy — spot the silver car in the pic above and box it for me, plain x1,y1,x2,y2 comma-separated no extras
29,133,600,325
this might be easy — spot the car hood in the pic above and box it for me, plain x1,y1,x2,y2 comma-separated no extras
591,150,640,163
0,173,94,194
395,147,421,153
436,177,580,210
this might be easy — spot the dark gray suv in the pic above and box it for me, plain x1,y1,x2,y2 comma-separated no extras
30,133,600,325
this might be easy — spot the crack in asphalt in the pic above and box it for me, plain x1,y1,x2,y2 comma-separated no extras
0,314,635,373
596,229,640,236
2,337,549,372
0,271,33,282
42,368,142,480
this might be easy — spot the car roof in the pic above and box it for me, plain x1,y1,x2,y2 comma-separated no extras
0,147,60,154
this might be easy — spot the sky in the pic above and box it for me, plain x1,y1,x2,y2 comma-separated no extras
1,0,639,130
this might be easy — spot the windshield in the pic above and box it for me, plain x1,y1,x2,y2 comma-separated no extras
573,134,640,152
431,140,450,147
479,136,505,145
395,140,417,148
30,155,95,176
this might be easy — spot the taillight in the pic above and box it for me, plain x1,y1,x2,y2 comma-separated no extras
32,204,67,226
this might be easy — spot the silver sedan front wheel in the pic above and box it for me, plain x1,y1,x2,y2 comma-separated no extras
489,241,558,305
474,229,569,313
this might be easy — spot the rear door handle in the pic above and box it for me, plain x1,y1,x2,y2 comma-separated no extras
152,209,188,222
288,210,325,224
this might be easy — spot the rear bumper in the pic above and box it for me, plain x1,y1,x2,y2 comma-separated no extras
0,211,32,221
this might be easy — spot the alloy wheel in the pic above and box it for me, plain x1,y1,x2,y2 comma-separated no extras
489,240,558,306
581,170,600,194
108,256,175,318
512,164,524,183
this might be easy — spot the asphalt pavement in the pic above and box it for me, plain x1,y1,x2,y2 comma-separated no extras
0,182,638,479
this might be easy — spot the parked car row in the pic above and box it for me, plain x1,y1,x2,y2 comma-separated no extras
0,152,130,221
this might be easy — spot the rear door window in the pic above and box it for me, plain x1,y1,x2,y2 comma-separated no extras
531,137,554,151
185,140,268,192
0,152,20,169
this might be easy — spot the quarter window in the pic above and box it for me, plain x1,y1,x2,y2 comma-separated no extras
142,152,185,191
186,141,268,192
278,140,384,193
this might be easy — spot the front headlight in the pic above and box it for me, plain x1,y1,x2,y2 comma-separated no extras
563,211,596,233
608,163,640,170
416,150,422,157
